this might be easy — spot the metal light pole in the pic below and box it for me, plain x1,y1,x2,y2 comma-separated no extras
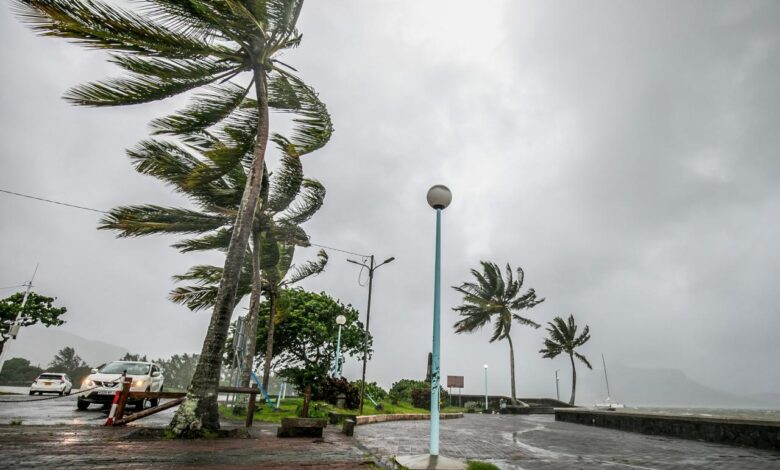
333,314,346,378
484,364,489,410
347,255,395,414
426,184,452,457
555,369,560,401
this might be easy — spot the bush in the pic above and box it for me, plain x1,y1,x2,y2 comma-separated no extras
313,377,360,409
410,384,450,409
388,379,427,404
464,401,481,413
351,380,387,401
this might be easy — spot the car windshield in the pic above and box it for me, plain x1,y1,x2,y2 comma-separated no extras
37,374,62,380
99,362,151,375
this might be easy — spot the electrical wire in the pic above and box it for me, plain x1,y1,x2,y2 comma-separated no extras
308,242,369,258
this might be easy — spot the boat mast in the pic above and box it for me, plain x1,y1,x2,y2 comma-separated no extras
601,353,612,401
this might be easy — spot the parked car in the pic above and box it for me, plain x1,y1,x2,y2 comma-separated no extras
77,361,164,411
30,373,72,396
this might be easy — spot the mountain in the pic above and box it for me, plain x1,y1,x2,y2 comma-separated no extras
3,326,128,368
575,364,779,409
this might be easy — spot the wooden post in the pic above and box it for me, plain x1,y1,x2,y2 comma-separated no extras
114,377,132,422
245,383,257,428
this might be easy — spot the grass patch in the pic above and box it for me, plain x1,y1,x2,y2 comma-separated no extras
467,461,501,470
219,397,465,424
10,419,23,426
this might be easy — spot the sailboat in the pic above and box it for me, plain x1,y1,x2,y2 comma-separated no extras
595,353,625,410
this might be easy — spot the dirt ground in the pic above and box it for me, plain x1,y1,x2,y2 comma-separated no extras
0,423,377,469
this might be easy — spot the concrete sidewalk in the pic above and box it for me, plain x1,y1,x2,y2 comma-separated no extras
0,423,375,469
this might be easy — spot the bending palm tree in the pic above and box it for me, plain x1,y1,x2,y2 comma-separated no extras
453,262,544,405
14,0,331,434
540,315,592,405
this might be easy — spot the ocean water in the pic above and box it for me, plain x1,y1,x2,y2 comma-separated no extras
624,406,780,421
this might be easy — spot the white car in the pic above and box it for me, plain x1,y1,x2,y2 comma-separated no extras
30,372,73,396
78,361,164,410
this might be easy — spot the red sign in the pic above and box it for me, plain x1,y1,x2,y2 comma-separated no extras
447,376,464,388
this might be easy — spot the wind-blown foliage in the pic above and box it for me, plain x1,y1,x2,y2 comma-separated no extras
452,262,544,405
540,314,592,405
14,0,331,435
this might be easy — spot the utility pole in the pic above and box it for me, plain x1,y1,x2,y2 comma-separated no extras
0,264,39,374
347,255,395,414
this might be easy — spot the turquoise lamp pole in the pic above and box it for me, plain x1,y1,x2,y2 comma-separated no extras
334,314,346,378
484,364,489,410
426,184,452,457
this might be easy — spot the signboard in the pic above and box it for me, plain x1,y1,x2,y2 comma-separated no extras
447,375,464,388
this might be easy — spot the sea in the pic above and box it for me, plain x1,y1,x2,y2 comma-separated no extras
623,406,780,422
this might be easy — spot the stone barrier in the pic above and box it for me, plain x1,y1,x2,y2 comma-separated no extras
356,412,463,426
555,408,780,450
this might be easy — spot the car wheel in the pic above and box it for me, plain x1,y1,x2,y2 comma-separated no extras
66,388,71,396
29,391,34,395
59,391,64,396
77,399,89,411
150,386,161,407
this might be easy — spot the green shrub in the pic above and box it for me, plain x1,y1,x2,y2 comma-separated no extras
464,401,480,413
352,380,388,401
314,377,360,409
388,379,427,404
467,461,500,470
409,384,450,409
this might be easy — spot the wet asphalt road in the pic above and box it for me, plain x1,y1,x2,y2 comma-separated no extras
0,387,175,427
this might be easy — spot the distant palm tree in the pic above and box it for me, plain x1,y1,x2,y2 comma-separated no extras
540,315,592,405
453,262,544,405
13,0,329,434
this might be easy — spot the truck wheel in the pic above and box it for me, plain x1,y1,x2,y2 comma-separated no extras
77,399,89,411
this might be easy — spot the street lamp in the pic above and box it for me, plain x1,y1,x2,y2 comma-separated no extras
484,364,489,410
398,184,462,470
333,315,346,378
347,255,395,414
555,369,560,401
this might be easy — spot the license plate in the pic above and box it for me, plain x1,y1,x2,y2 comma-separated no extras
44,382,52,385
98,390,117,395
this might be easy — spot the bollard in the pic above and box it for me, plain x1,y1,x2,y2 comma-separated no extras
114,377,132,422
105,390,121,426
245,383,257,428
342,418,356,437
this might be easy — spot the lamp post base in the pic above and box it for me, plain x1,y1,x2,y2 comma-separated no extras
395,454,466,470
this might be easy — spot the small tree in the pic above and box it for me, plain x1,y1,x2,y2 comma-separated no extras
1,292,67,356
0,358,43,385
49,346,92,384
539,315,592,405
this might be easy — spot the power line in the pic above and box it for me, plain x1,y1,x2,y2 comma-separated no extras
0,285,26,291
1,188,370,258
0,189,107,214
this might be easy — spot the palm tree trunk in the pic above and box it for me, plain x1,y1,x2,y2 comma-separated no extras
569,353,577,406
240,228,263,389
170,68,270,436
507,335,517,405
261,289,277,390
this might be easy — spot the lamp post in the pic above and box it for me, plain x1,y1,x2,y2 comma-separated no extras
426,184,451,457
347,255,395,414
334,315,346,378
484,364,489,410
555,369,560,401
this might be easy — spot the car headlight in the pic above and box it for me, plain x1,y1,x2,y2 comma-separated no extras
134,380,147,387
83,379,95,388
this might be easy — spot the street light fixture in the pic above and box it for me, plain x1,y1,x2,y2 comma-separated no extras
397,184,462,469
333,315,347,378
346,255,395,414
484,364,489,410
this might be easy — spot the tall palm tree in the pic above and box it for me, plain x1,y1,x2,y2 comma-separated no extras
452,262,544,405
540,314,592,405
13,0,329,434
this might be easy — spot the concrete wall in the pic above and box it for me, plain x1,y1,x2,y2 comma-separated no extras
555,409,780,450
356,412,463,426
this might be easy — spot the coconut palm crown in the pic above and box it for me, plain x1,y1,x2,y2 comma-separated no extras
539,314,592,405
452,261,544,405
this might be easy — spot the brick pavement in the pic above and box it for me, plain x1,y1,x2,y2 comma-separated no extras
0,423,375,469
354,413,780,469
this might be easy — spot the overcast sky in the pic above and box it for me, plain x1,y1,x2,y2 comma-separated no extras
1,1,778,399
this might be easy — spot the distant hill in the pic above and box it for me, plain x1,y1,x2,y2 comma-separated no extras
575,364,779,409
4,326,128,368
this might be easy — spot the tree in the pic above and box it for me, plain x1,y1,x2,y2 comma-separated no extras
0,358,43,385
0,291,67,356
49,346,92,384
540,314,592,405
120,353,148,362
14,0,331,434
256,288,368,414
452,262,544,405
154,353,200,391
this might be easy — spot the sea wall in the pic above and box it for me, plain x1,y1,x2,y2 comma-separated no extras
555,408,780,450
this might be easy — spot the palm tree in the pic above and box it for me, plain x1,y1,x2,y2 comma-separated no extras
539,315,592,405
14,0,329,434
452,262,544,405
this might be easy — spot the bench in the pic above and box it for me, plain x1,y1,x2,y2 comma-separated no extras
276,417,327,438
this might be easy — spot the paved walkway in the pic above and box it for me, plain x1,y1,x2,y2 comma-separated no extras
354,414,780,469
0,423,372,469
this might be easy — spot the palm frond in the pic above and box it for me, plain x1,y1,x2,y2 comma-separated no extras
284,249,328,285
98,205,230,237
267,154,303,212
276,179,325,226
64,73,220,107
150,82,250,135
